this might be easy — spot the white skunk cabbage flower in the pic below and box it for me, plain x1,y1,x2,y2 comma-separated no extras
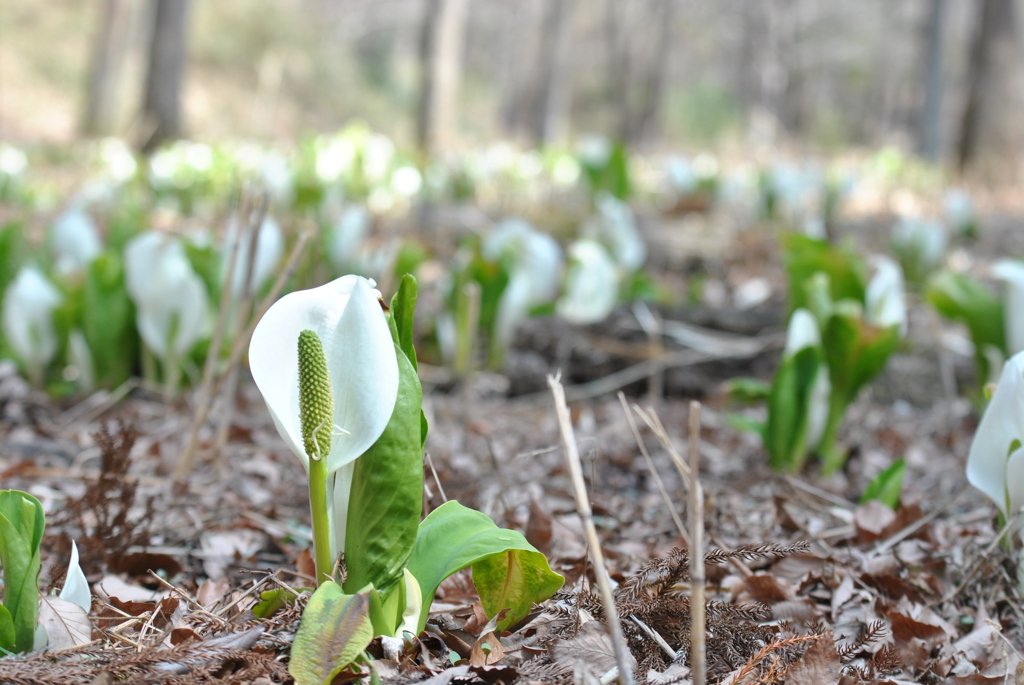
583,193,646,272
49,207,102,277
325,205,371,273
67,330,95,393
944,188,975,235
59,541,91,612
260,150,295,208
967,351,1024,519
784,308,831,448
993,260,1024,356
865,256,907,337
124,231,209,364
891,216,947,274
2,266,63,383
666,156,697,195
223,215,284,296
556,240,620,325
483,219,564,349
249,275,399,556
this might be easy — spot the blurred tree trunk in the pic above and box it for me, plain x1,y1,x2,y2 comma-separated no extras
530,0,575,146
630,0,676,144
957,0,1022,171
917,0,947,160
416,0,470,156
141,0,190,152
606,0,632,141
83,0,132,136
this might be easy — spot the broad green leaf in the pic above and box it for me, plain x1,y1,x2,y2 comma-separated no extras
724,377,772,404
764,347,820,472
290,583,373,685
407,501,563,633
861,459,906,509
83,252,138,386
783,235,867,316
390,274,418,371
925,271,1006,384
343,345,423,597
0,491,43,652
822,306,900,409
0,602,14,651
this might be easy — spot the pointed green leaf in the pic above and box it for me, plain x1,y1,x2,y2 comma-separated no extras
390,274,418,371
407,501,563,633
0,490,43,652
764,347,820,472
822,307,900,409
343,345,423,597
925,270,1006,384
82,252,138,386
289,583,373,685
783,235,867,316
861,459,906,509
0,602,14,652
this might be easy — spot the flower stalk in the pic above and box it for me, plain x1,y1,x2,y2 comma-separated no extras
298,330,336,585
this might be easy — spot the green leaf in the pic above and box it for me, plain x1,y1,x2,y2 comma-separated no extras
407,501,564,633
724,377,772,404
343,344,423,598
821,305,900,410
764,347,821,472
724,412,765,436
82,252,138,386
290,583,374,685
390,274,418,371
925,271,1006,384
861,459,906,509
783,235,867,316
252,588,306,619
0,490,44,652
0,602,14,652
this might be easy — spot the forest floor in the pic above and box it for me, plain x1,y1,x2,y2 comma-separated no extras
0,211,1021,685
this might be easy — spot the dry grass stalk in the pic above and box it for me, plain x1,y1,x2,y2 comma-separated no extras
173,227,312,481
617,392,688,546
688,400,706,685
175,191,265,478
548,373,635,685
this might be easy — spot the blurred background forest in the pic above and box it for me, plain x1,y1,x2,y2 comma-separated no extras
2,0,1023,173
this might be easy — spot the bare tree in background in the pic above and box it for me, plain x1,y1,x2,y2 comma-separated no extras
917,0,947,160
141,0,191,152
83,0,134,136
530,0,575,146
631,0,676,144
957,0,1022,171
416,0,470,155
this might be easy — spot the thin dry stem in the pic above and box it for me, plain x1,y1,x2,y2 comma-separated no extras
688,401,706,685
618,392,688,546
548,373,634,685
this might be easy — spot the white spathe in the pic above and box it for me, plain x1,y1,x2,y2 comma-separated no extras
483,219,564,349
325,205,371,273
556,240,620,325
865,256,908,336
783,308,831,449
583,193,646,272
967,351,1024,519
50,207,102,276
249,275,399,557
248,275,399,475
2,266,63,380
993,260,1024,356
124,231,210,361
223,215,285,296
891,216,947,274
59,541,91,613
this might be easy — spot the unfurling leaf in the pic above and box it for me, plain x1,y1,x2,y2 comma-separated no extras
290,583,373,685
861,459,906,510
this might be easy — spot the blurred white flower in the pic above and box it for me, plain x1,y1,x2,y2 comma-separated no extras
261,150,294,208
891,216,947,278
100,139,137,182
967,350,1024,519
316,135,356,182
783,308,831,448
390,166,423,197
483,219,564,349
66,329,95,393
363,134,395,182
0,145,27,177
124,231,209,365
666,156,697,195
223,215,284,296
556,240,620,325
2,266,63,383
993,259,1024,356
576,135,612,167
325,205,372,273
551,155,580,186
865,255,907,336
582,192,646,272
50,207,102,277
944,188,976,235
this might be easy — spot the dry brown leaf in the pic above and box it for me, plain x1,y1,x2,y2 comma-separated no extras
784,631,842,685
551,620,637,675
470,631,505,666
38,595,92,650
195,577,230,608
854,500,897,540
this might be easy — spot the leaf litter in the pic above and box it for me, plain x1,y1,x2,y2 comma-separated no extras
0,222,1020,684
